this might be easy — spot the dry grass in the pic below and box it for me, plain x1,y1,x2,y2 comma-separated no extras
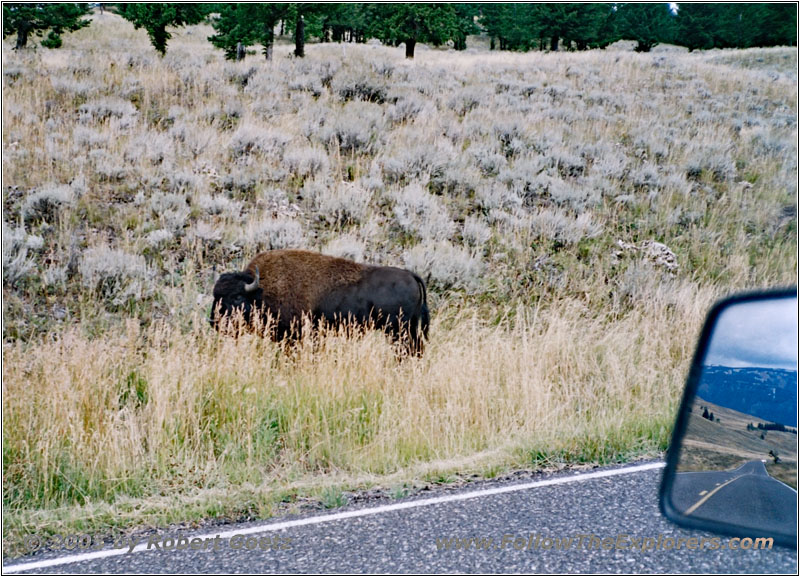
4,286,712,541
2,12,797,542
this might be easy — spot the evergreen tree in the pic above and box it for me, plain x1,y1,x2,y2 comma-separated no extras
534,4,615,51
717,4,753,48
753,3,797,47
321,4,370,43
209,4,286,60
676,4,797,50
369,4,459,59
479,4,536,51
290,4,305,58
208,5,250,60
675,3,718,50
676,4,756,50
480,3,615,52
613,3,676,52
118,3,206,55
3,3,90,50
452,4,480,51
535,4,573,51
268,4,332,58
568,3,616,50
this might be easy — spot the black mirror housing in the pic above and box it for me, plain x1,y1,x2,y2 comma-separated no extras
660,288,798,548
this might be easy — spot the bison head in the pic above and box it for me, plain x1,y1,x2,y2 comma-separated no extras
210,267,262,328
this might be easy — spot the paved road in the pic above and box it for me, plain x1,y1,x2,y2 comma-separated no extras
4,462,797,574
670,461,797,536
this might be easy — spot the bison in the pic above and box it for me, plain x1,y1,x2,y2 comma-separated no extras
210,250,429,355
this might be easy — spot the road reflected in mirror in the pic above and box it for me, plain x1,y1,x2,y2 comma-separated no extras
670,295,798,538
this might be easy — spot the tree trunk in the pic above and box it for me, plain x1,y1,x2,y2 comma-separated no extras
236,42,245,61
263,24,274,61
405,38,416,59
15,24,30,50
550,36,559,51
294,15,305,58
153,25,169,55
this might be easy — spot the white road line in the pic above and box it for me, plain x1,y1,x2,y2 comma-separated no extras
3,461,665,574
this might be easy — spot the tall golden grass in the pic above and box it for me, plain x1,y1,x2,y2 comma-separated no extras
4,281,717,537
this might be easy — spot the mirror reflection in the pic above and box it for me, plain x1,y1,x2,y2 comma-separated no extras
670,295,798,537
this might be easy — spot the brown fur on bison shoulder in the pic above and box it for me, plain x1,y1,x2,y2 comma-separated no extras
211,250,429,355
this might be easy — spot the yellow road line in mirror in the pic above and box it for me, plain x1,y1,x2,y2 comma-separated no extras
684,475,744,516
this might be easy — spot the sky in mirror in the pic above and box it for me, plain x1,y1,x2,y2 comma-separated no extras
705,296,798,370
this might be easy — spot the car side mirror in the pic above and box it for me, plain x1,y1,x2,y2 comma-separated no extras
660,289,798,548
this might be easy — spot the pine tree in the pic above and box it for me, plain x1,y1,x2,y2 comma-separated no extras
613,3,676,52
321,4,370,43
290,4,305,58
452,4,480,51
535,4,573,51
568,3,617,50
479,4,536,51
675,3,718,51
534,4,615,51
118,3,207,55
676,4,796,51
209,4,286,61
3,3,90,50
369,4,459,59
753,3,797,47
676,4,752,50
281,4,332,58
480,4,615,53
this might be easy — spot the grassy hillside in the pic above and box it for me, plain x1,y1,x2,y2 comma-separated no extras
3,13,797,544
679,397,797,489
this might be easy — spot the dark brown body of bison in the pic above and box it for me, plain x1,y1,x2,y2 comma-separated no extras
211,250,429,355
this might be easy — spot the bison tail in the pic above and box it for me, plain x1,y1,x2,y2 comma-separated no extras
412,273,427,307
411,273,429,356
420,302,430,339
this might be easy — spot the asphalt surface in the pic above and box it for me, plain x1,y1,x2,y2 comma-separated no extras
4,461,797,574
670,461,797,536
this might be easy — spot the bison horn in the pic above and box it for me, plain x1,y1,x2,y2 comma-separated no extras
244,267,259,293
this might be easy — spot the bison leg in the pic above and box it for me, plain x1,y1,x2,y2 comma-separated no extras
388,314,426,358
400,304,429,357
407,317,424,357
